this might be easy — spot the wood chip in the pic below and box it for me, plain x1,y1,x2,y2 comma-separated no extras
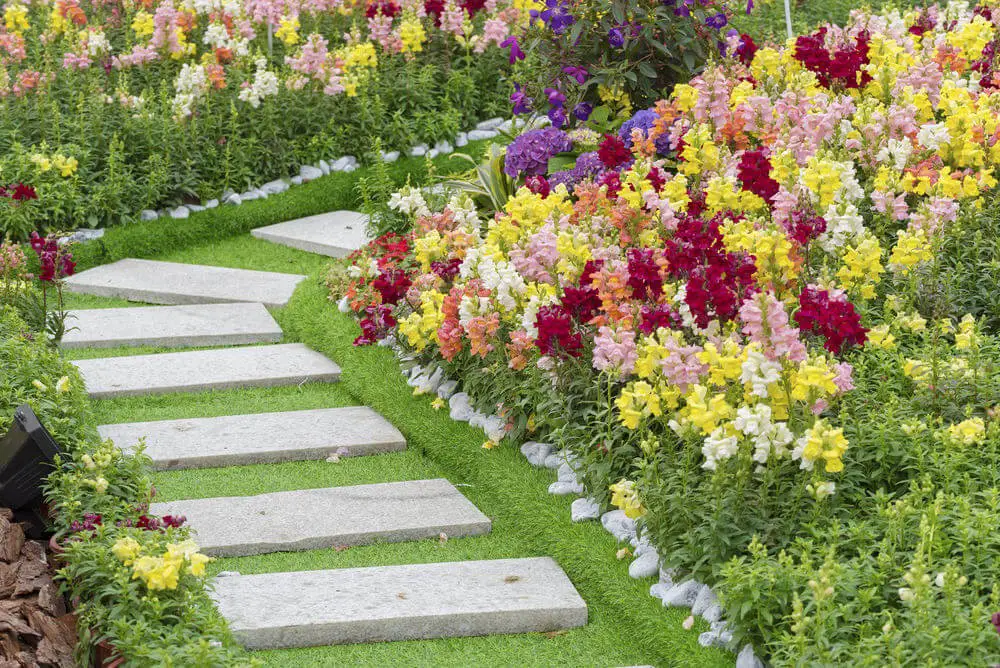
0,520,24,564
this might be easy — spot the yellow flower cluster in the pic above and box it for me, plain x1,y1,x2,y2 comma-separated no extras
888,228,933,275
837,235,884,299
276,17,300,46
797,420,849,473
944,417,986,446
398,290,445,350
4,4,29,36
399,17,426,54
112,537,212,591
609,479,645,519
31,152,79,177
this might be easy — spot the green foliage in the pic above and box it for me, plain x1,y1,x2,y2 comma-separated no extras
443,144,520,214
511,0,736,125
0,39,509,240
0,307,247,665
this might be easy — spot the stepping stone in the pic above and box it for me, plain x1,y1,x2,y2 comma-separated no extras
61,303,282,349
63,259,305,308
213,557,587,648
150,479,491,556
251,211,370,258
99,407,406,470
73,343,339,398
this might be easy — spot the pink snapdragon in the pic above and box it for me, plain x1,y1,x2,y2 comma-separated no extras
593,326,638,376
659,335,708,391
739,292,807,362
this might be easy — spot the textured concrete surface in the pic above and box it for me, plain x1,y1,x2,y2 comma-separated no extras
251,211,370,258
73,343,340,398
63,259,305,307
151,479,491,556
99,407,405,470
213,557,588,648
61,303,282,349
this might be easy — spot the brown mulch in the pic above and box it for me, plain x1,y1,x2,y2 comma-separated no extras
0,510,75,668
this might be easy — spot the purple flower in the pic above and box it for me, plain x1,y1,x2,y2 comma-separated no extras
674,0,691,17
504,127,574,177
531,0,575,34
705,12,727,29
544,86,566,107
500,36,525,63
608,27,625,48
550,151,605,189
511,83,533,115
573,102,593,121
562,66,588,85
548,105,568,128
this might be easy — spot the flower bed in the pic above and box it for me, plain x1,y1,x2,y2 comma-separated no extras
0,272,242,662
331,4,1000,663
0,0,523,238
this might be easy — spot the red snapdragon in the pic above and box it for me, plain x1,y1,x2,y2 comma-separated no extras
794,286,868,353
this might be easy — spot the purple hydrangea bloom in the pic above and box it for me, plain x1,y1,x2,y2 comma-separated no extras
549,151,605,189
618,109,671,155
504,128,574,178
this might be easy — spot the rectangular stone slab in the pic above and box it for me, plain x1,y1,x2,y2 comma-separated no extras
150,479,491,556
99,407,405,470
251,211,370,258
63,259,305,307
61,303,283,349
73,343,340,398
213,557,587,648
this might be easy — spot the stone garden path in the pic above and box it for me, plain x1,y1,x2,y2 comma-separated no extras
62,212,588,653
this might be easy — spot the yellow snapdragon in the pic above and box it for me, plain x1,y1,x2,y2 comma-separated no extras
945,417,986,446
399,17,426,53
275,16,300,46
888,228,933,275
797,419,849,473
609,479,645,519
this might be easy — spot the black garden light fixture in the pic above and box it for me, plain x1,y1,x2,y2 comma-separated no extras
0,404,61,536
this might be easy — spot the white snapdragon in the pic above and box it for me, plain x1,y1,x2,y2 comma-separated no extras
875,138,913,172
87,30,111,56
388,186,431,218
172,63,208,119
917,122,950,151
834,161,864,203
238,58,279,108
819,202,865,252
447,193,480,227
702,427,739,471
732,404,793,464
740,350,782,397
